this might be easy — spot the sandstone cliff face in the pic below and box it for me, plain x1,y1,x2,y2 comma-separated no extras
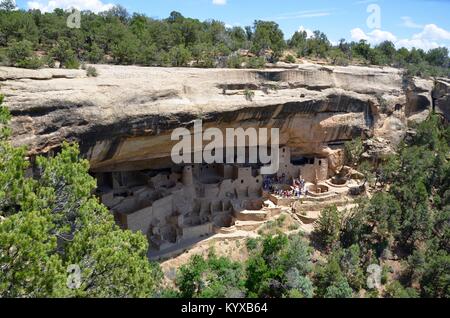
434,78,450,122
0,63,440,173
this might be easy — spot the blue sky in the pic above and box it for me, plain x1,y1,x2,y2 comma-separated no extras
15,0,450,50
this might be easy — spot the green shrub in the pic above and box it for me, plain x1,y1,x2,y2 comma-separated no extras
285,54,296,63
50,39,79,69
381,265,390,285
86,66,98,77
247,56,266,69
64,58,80,70
6,40,33,65
227,55,244,68
315,205,342,249
112,37,139,65
329,48,350,66
137,44,162,66
168,45,192,67
43,55,55,68
406,62,450,78
344,137,364,167
366,289,380,298
277,214,287,226
244,88,255,101
375,93,389,113
246,238,259,250
0,49,6,64
296,49,306,58
385,281,419,298
176,252,245,298
86,43,103,64
6,39,42,69
16,56,43,69
267,83,280,92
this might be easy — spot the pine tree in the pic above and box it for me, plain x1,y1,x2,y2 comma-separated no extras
0,95,162,298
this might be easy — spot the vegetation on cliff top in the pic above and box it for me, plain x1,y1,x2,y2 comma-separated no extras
0,2,449,77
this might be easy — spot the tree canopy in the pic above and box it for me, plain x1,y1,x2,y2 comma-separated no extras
0,6,448,76
0,95,162,297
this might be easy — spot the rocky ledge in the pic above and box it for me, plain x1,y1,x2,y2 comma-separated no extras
0,63,447,173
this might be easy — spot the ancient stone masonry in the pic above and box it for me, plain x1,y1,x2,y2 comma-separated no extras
96,144,353,254
276,147,328,182
99,162,267,252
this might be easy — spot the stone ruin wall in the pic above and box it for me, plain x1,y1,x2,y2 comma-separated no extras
100,144,334,254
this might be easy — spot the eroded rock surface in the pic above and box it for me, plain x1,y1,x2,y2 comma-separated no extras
434,77,450,122
0,63,440,172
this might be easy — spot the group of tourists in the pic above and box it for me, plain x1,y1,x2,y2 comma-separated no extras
291,177,307,198
263,174,287,191
263,174,308,199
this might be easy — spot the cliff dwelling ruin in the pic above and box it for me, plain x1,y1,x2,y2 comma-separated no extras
95,145,365,259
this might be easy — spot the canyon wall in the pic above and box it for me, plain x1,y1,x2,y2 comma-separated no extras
0,63,443,173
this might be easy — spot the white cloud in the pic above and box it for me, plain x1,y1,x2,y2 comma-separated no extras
351,28,397,45
268,9,333,21
298,26,314,39
354,0,377,4
212,0,227,5
396,38,441,51
394,24,450,50
298,12,330,18
412,24,450,41
27,0,115,13
350,28,369,41
225,22,241,29
401,16,423,29
350,23,450,51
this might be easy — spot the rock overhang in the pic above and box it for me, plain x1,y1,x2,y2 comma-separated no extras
0,63,440,172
